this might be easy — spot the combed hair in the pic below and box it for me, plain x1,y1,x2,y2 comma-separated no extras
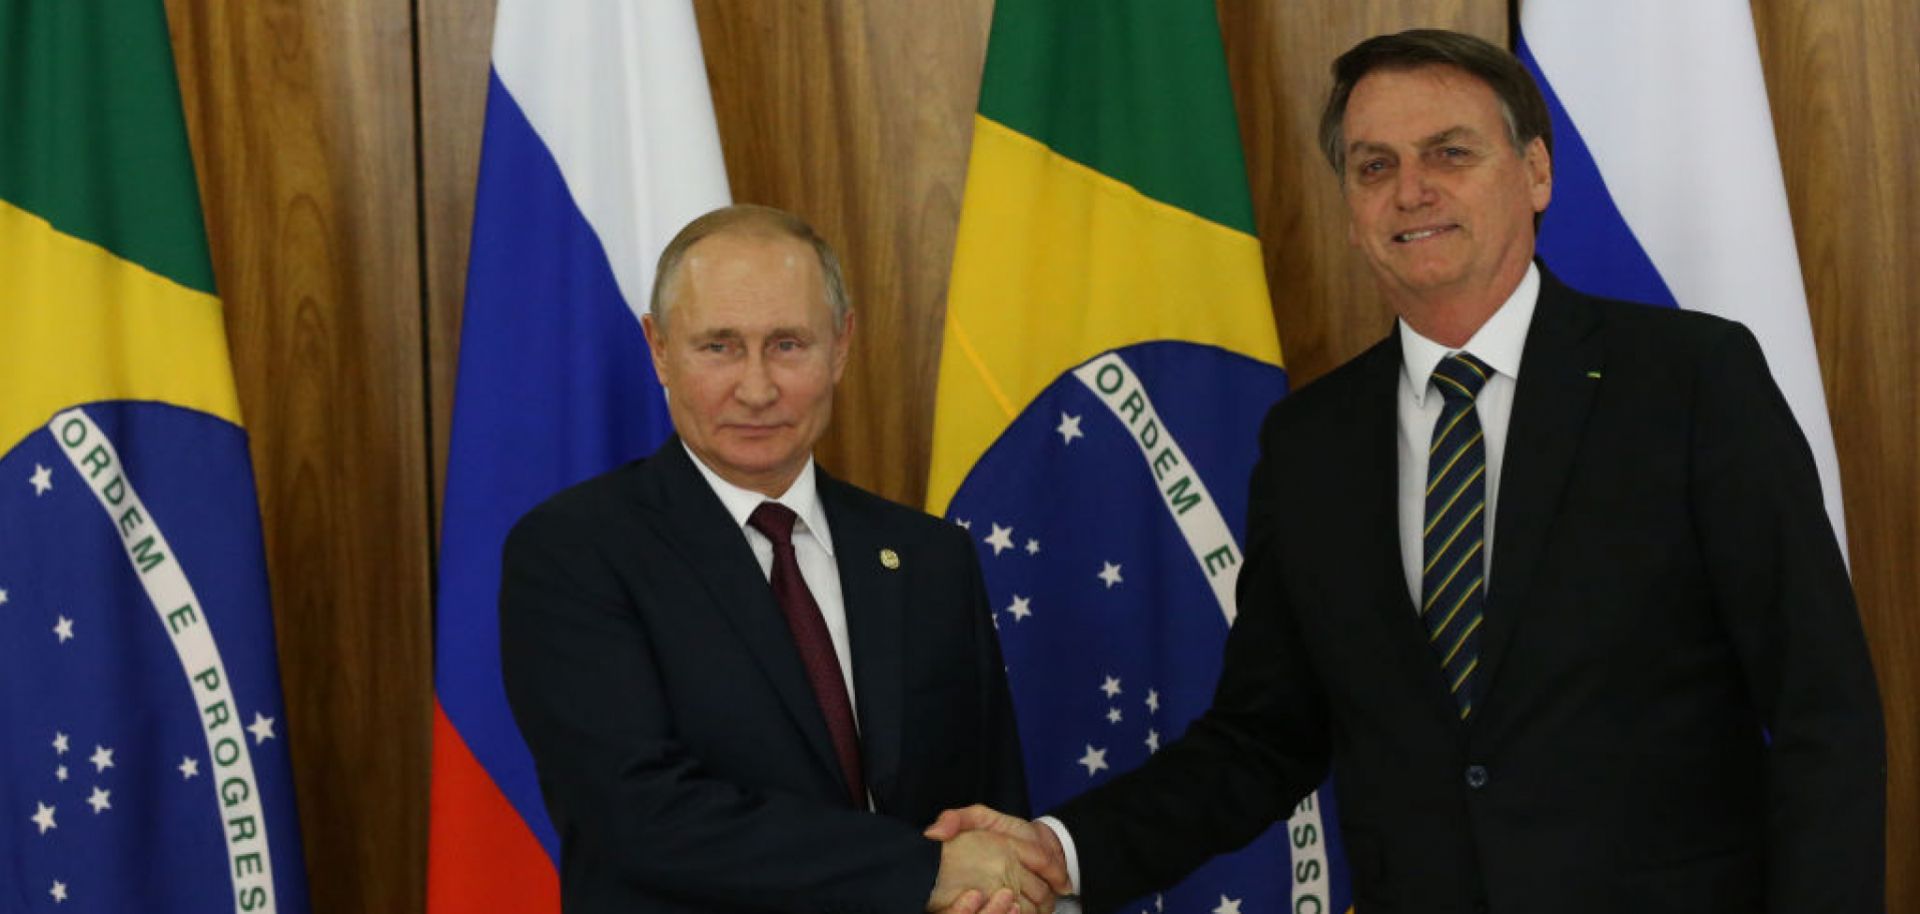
1318,29,1553,177
649,204,851,330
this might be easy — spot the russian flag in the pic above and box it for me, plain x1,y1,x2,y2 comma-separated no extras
1517,0,1848,549
426,3,729,910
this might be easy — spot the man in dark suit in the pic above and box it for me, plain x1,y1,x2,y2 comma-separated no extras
928,29,1885,913
501,205,1049,914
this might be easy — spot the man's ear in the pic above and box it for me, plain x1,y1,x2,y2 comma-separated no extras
641,312,672,388
1525,136,1553,213
831,308,855,384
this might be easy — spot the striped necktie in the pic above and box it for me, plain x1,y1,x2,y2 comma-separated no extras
1423,352,1492,719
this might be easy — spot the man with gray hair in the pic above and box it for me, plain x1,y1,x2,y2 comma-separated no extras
502,204,1048,914
930,29,1884,913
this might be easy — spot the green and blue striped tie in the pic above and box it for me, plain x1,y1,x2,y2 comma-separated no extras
1424,352,1492,719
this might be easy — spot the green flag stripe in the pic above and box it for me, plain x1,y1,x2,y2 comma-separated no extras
976,0,1257,235
0,1,216,294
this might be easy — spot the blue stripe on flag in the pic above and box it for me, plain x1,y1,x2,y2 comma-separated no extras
434,69,674,862
1518,36,1677,309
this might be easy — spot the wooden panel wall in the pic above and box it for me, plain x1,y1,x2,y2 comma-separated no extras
1752,0,1920,904
172,0,1918,910
163,2,434,914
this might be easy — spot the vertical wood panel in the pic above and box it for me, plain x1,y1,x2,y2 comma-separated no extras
420,0,496,531
1753,0,1920,907
165,1,434,912
693,0,994,507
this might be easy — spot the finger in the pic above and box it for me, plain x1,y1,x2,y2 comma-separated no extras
943,888,985,914
979,887,1019,914
1012,860,1055,914
924,809,962,840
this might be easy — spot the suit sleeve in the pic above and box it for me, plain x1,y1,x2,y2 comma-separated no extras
1689,323,1886,910
499,506,940,914
1051,408,1331,913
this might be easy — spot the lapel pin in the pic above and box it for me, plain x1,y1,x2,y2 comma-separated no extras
879,548,901,570
1585,370,1603,379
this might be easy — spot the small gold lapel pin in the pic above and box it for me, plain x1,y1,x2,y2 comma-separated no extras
1586,370,1603,379
879,548,901,570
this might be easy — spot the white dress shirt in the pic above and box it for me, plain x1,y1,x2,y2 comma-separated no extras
1041,265,1543,902
1396,263,1538,607
683,443,858,714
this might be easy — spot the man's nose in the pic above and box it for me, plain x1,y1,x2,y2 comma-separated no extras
1394,162,1435,209
735,353,778,408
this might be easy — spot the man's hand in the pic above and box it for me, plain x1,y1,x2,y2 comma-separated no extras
925,805,1071,896
926,829,1055,914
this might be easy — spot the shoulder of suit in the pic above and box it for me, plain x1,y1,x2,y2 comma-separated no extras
510,455,654,535
1554,280,1756,354
819,473,970,548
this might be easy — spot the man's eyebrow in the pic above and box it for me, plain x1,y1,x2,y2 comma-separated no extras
1417,125,1485,147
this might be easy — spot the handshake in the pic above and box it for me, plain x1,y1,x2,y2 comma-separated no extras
922,806,1074,914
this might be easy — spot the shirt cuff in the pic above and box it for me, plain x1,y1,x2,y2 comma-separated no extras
1035,815,1083,896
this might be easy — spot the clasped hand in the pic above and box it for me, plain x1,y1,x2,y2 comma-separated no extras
922,805,1072,914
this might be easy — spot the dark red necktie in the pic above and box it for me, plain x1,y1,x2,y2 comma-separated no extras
747,502,866,807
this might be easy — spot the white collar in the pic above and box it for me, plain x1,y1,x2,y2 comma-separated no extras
1399,262,1540,405
682,442,836,556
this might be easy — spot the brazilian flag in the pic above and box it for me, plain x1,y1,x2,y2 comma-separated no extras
928,2,1351,912
0,4,310,911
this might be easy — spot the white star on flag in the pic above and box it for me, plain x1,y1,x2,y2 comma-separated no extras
1097,561,1124,588
1024,538,1041,556
1100,675,1122,699
1077,744,1109,776
50,880,67,903
1212,895,1243,914
983,523,1015,556
86,787,111,814
1056,412,1084,445
30,463,54,495
55,765,68,782
1145,689,1160,713
53,615,75,643
1145,729,1161,753
1107,707,1122,724
0,586,9,605
179,756,201,779
52,732,69,754
89,745,114,773
1006,595,1032,622
955,518,972,530
31,802,57,834
248,712,278,744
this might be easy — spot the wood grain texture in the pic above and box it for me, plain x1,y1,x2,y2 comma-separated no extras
419,0,496,535
1752,0,1920,907
164,1,434,912
692,0,994,507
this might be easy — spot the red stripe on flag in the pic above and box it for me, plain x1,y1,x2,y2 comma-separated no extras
427,700,559,913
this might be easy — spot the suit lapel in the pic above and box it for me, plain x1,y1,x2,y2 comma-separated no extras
1476,271,1604,707
1350,337,1466,724
817,472,907,808
637,441,845,785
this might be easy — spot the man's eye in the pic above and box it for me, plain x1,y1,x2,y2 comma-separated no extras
773,339,804,353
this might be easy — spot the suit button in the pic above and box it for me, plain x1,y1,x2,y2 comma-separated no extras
1465,764,1489,789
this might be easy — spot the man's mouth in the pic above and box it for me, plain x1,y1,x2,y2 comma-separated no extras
1393,225,1457,243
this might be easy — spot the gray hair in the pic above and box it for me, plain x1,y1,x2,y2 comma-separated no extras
649,203,851,331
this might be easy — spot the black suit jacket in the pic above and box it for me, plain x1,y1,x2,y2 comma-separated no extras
1054,270,1884,913
501,440,1028,914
